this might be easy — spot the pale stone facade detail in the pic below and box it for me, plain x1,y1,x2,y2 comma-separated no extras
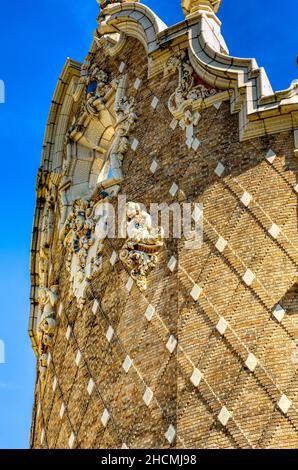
29,0,298,449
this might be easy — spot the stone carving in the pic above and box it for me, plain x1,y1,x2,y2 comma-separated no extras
120,203,163,291
84,63,118,117
39,195,55,287
37,285,59,379
167,52,217,113
62,199,98,281
106,77,137,184
61,193,110,306
167,52,217,144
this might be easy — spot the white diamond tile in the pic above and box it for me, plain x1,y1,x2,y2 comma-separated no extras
215,162,225,177
190,284,202,301
243,269,255,286
165,424,176,444
65,325,72,341
168,256,177,272
179,120,186,130
52,376,58,392
87,378,95,396
58,303,63,317
245,353,258,372
143,387,153,407
123,355,132,373
134,78,142,90
121,443,128,449
169,182,178,197
125,277,133,292
266,149,276,164
150,160,158,174
106,325,114,343
268,223,280,239
145,304,155,322
213,101,222,110
92,300,99,315
192,205,203,222
192,138,201,151
272,304,285,323
216,317,228,335
101,408,110,427
170,118,178,130
119,61,126,73
241,191,252,207
131,138,139,152
110,251,118,266
278,394,292,414
151,96,159,109
75,350,82,367
218,406,231,426
166,335,177,354
68,432,76,449
190,368,202,387
215,236,227,253
59,402,65,419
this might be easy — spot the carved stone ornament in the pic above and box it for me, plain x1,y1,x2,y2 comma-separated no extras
109,90,137,182
37,285,59,380
69,61,119,138
39,194,55,287
120,203,163,291
167,52,217,144
61,193,111,306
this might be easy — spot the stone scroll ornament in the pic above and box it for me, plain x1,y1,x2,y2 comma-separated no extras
167,51,217,144
120,203,164,291
37,285,59,380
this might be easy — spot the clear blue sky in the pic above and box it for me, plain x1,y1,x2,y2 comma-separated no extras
0,0,297,449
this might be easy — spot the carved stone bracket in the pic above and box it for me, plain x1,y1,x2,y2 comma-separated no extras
120,203,163,291
37,285,59,380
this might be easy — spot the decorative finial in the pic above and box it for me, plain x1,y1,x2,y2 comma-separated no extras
97,0,139,9
182,0,222,15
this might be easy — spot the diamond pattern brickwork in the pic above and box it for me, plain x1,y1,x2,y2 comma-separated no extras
30,37,298,449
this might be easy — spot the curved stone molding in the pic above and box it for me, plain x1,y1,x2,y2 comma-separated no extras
120,202,163,291
37,285,59,380
98,2,167,54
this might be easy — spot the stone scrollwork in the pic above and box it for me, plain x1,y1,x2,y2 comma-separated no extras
167,51,217,144
120,203,163,291
37,285,59,379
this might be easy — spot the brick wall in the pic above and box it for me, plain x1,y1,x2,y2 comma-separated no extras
30,37,298,449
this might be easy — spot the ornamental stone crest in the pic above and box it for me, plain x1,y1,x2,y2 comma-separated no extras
167,52,217,146
37,285,59,379
120,203,163,291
